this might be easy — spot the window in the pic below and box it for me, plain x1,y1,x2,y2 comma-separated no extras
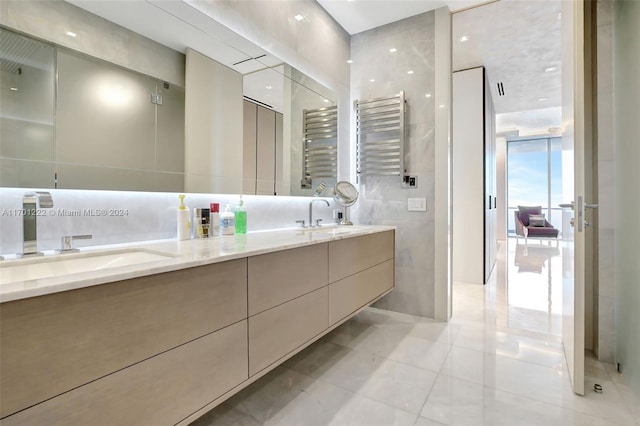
507,137,563,236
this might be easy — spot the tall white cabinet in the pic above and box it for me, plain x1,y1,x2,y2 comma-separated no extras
453,66,497,285
242,100,284,196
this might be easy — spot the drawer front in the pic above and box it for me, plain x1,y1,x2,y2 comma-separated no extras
0,259,247,418
249,287,328,376
329,231,394,282
329,259,394,325
248,243,328,315
1,321,248,426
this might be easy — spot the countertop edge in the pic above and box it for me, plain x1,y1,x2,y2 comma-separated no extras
0,226,395,303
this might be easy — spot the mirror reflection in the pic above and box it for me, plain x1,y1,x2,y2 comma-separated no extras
0,22,337,196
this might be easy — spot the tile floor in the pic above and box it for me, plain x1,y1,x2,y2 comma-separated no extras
190,239,639,426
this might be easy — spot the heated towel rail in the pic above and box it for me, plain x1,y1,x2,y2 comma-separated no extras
356,91,406,178
302,105,338,188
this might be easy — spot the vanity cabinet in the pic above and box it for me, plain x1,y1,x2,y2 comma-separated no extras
0,259,247,420
0,230,395,425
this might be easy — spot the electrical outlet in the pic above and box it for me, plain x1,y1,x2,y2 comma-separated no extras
408,198,427,211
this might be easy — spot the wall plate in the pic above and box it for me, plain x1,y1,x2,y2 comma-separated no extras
408,198,427,211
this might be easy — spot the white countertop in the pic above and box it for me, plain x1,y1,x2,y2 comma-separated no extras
0,225,395,303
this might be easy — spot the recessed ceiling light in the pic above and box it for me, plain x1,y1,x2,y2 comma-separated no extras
458,35,469,43
389,48,397,53
10,87,18,91
538,97,548,102
66,31,77,37
294,14,304,21
425,93,432,98
545,66,557,72
407,70,414,75
347,59,353,64
369,78,375,83
265,85,272,90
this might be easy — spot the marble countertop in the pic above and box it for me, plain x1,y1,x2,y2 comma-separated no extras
0,225,395,303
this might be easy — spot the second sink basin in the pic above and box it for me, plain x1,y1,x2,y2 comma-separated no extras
0,248,177,285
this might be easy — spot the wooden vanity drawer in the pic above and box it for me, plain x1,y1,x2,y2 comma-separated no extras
0,321,248,426
0,259,247,418
249,286,328,376
328,230,395,282
329,259,395,324
248,243,328,315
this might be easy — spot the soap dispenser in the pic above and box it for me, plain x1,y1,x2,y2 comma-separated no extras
220,204,235,235
235,195,247,234
177,194,190,241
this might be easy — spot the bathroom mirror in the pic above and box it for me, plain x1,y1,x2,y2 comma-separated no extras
0,3,337,196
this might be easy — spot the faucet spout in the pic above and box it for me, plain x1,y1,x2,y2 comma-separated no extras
309,199,330,228
21,191,54,256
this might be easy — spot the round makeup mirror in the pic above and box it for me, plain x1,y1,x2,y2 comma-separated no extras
333,181,359,225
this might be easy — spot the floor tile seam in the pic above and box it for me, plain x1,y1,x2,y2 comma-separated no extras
413,370,445,423
282,355,438,417
433,373,629,426
301,367,426,419
446,340,568,373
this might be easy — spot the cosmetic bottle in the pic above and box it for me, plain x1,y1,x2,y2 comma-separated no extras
177,194,190,241
235,195,247,234
210,203,220,236
220,204,235,235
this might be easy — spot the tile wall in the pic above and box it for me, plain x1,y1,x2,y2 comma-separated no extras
350,12,437,318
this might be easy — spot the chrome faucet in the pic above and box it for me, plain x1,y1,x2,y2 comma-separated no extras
309,199,330,228
21,191,53,256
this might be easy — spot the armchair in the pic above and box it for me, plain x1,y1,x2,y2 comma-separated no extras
514,205,559,243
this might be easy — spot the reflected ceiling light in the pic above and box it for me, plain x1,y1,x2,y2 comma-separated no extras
407,70,414,75
538,97,548,101
458,35,469,42
545,66,557,72
66,31,77,37
294,14,304,21
323,99,330,103
369,78,375,82
10,87,18,91
347,59,353,64
425,93,432,98
389,48,397,53
439,104,445,108
265,85,272,89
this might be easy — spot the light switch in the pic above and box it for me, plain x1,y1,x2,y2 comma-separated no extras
408,198,427,211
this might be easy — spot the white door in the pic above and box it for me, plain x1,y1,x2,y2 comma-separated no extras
560,0,587,396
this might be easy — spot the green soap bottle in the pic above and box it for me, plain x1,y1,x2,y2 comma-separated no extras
235,195,247,234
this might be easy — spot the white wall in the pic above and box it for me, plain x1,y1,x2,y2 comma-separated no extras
613,0,640,403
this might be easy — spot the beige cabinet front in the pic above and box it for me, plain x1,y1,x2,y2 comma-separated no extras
1,321,248,426
0,259,247,419
249,287,329,376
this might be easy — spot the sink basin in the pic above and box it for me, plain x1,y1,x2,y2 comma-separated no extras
0,248,177,284
301,225,369,235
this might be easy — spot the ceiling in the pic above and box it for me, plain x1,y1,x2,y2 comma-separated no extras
316,0,489,35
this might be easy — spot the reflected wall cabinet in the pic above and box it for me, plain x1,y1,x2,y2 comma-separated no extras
452,66,497,285
242,100,284,196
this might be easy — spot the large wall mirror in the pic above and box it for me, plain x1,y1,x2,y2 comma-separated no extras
0,2,337,196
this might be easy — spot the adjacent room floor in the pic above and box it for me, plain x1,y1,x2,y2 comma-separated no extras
190,239,639,426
